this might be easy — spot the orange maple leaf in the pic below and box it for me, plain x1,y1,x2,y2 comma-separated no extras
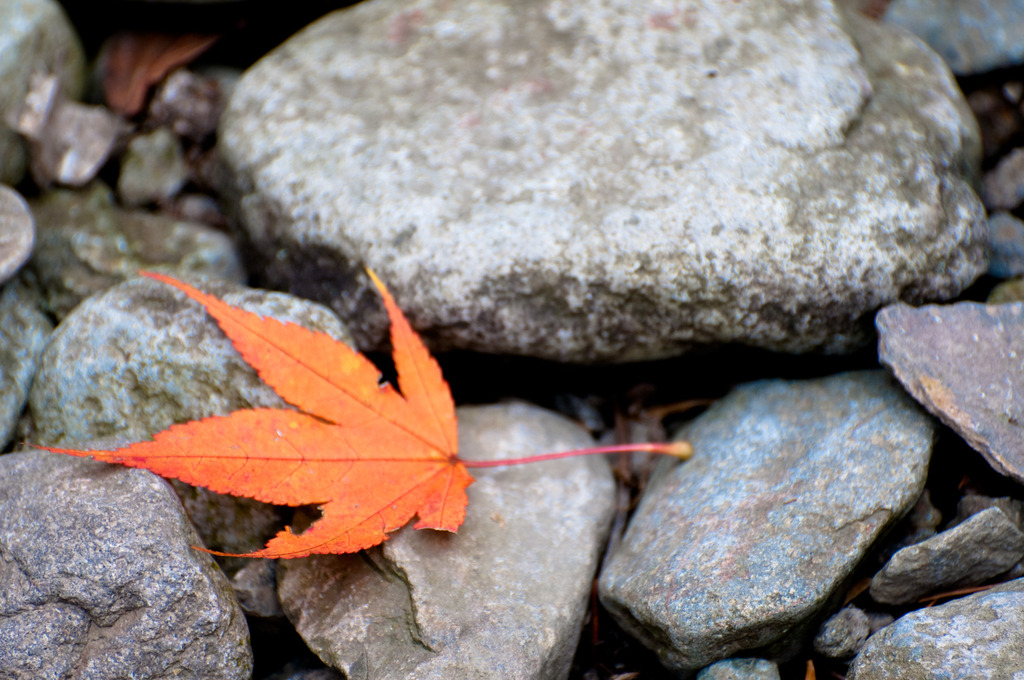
40,270,472,559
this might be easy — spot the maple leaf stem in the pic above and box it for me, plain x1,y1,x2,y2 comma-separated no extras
458,441,693,468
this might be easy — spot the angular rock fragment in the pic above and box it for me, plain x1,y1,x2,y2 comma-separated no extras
877,301,1024,483
870,507,1024,604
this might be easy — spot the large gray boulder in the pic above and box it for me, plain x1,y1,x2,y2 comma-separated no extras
219,0,984,362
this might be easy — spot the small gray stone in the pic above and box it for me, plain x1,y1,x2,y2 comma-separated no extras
0,451,252,679
117,127,188,206
231,561,284,618
870,507,1024,605
0,185,34,285
877,301,1024,483
848,578,1024,679
27,183,244,319
696,658,780,680
0,278,51,448
814,606,872,659
278,402,614,680
220,0,984,362
983,148,1024,211
0,0,85,185
884,0,1024,75
986,212,1024,279
598,371,933,675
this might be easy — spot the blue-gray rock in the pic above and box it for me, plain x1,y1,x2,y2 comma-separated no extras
696,658,780,680
884,0,1024,75
598,371,934,675
27,183,244,319
0,0,84,185
0,451,252,679
877,301,1024,484
848,577,1024,679
814,606,871,660
870,507,1024,605
986,212,1024,278
0,278,50,448
219,0,984,363
28,274,355,559
277,402,615,680
954,492,1024,530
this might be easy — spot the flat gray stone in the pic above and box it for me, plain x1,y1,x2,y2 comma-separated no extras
277,402,614,680
598,371,934,675
28,274,355,557
0,0,84,185
814,606,871,660
0,451,252,679
0,278,51,449
219,0,984,363
877,301,1024,483
848,578,1024,679
27,184,244,320
884,0,1024,75
870,507,1024,604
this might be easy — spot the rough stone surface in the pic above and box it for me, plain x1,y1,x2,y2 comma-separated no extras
28,274,355,555
0,451,252,679
814,606,871,660
696,659,781,680
278,402,615,680
27,183,244,319
118,127,188,206
219,0,984,363
598,371,934,675
884,0,1024,75
877,301,1024,483
0,278,51,449
848,577,1024,679
870,507,1024,604
0,0,84,185
986,212,1024,278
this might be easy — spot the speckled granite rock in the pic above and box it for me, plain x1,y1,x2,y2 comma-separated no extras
877,301,1024,483
0,0,84,185
599,371,934,675
277,402,614,680
219,0,984,362
0,451,252,679
848,577,1024,679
